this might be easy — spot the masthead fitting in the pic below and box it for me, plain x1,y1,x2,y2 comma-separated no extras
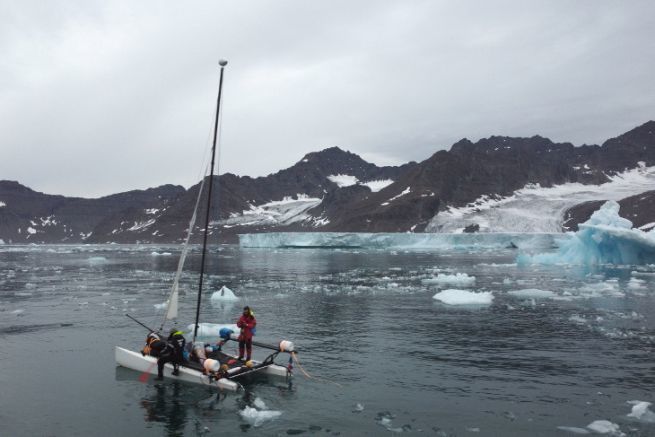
219,59,228,67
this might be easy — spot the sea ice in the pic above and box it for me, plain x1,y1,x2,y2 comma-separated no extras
433,289,494,305
210,285,238,301
422,273,476,287
508,289,556,299
627,400,655,423
154,301,168,311
239,406,282,427
556,426,590,434
88,256,108,264
521,201,655,265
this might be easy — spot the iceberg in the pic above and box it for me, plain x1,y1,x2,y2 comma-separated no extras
210,285,238,301
239,232,557,250
520,201,655,265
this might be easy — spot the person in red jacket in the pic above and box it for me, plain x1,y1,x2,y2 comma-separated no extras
236,306,256,361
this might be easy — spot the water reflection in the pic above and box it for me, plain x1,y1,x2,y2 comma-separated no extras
140,383,188,436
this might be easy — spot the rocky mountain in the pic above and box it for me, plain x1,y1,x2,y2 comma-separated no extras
1,121,654,244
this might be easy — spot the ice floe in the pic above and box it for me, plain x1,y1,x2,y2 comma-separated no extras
521,201,655,265
585,420,624,435
422,273,476,287
433,289,494,305
239,406,282,427
88,256,108,264
508,289,556,299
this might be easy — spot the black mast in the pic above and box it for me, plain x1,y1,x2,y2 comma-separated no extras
193,59,228,343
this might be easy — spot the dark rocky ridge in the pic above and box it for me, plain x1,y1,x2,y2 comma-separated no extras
1,121,654,243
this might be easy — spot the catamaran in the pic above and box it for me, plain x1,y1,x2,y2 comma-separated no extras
115,60,296,391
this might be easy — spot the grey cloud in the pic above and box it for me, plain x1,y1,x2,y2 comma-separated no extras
1,0,654,197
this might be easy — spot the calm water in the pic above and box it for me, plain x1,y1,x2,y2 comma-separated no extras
0,244,654,436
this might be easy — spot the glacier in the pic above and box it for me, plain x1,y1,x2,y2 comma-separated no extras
239,231,559,250
519,201,655,265
426,164,655,233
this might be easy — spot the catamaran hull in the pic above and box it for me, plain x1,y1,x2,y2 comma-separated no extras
115,346,289,390
115,346,240,391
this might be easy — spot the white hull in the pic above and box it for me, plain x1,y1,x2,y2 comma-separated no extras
115,346,289,390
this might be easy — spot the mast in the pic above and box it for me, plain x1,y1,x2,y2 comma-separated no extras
193,59,228,342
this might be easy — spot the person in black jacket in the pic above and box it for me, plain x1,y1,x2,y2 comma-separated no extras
165,328,186,377
142,332,175,380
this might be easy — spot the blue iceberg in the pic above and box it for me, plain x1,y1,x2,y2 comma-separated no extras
519,201,655,265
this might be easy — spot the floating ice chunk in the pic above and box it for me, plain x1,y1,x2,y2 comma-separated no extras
239,406,282,427
521,201,655,265
508,289,556,299
154,301,168,310
586,420,624,435
88,256,108,264
151,252,172,256
556,426,590,434
433,289,493,305
253,397,267,410
353,403,364,413
627,278,646,289
627,400,655,423
11,309,24,315
210,285,238,301
187,322,238,339
422,273,476,287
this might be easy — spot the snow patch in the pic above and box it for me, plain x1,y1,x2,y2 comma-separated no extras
218,195,322,228
327,174,359,187
128,219,156,231
381,187,411,206
361,179,394,192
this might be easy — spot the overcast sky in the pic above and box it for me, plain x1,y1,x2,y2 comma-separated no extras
1,1,654,198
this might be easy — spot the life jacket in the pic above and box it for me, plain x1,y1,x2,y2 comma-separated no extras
168,331,186,351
